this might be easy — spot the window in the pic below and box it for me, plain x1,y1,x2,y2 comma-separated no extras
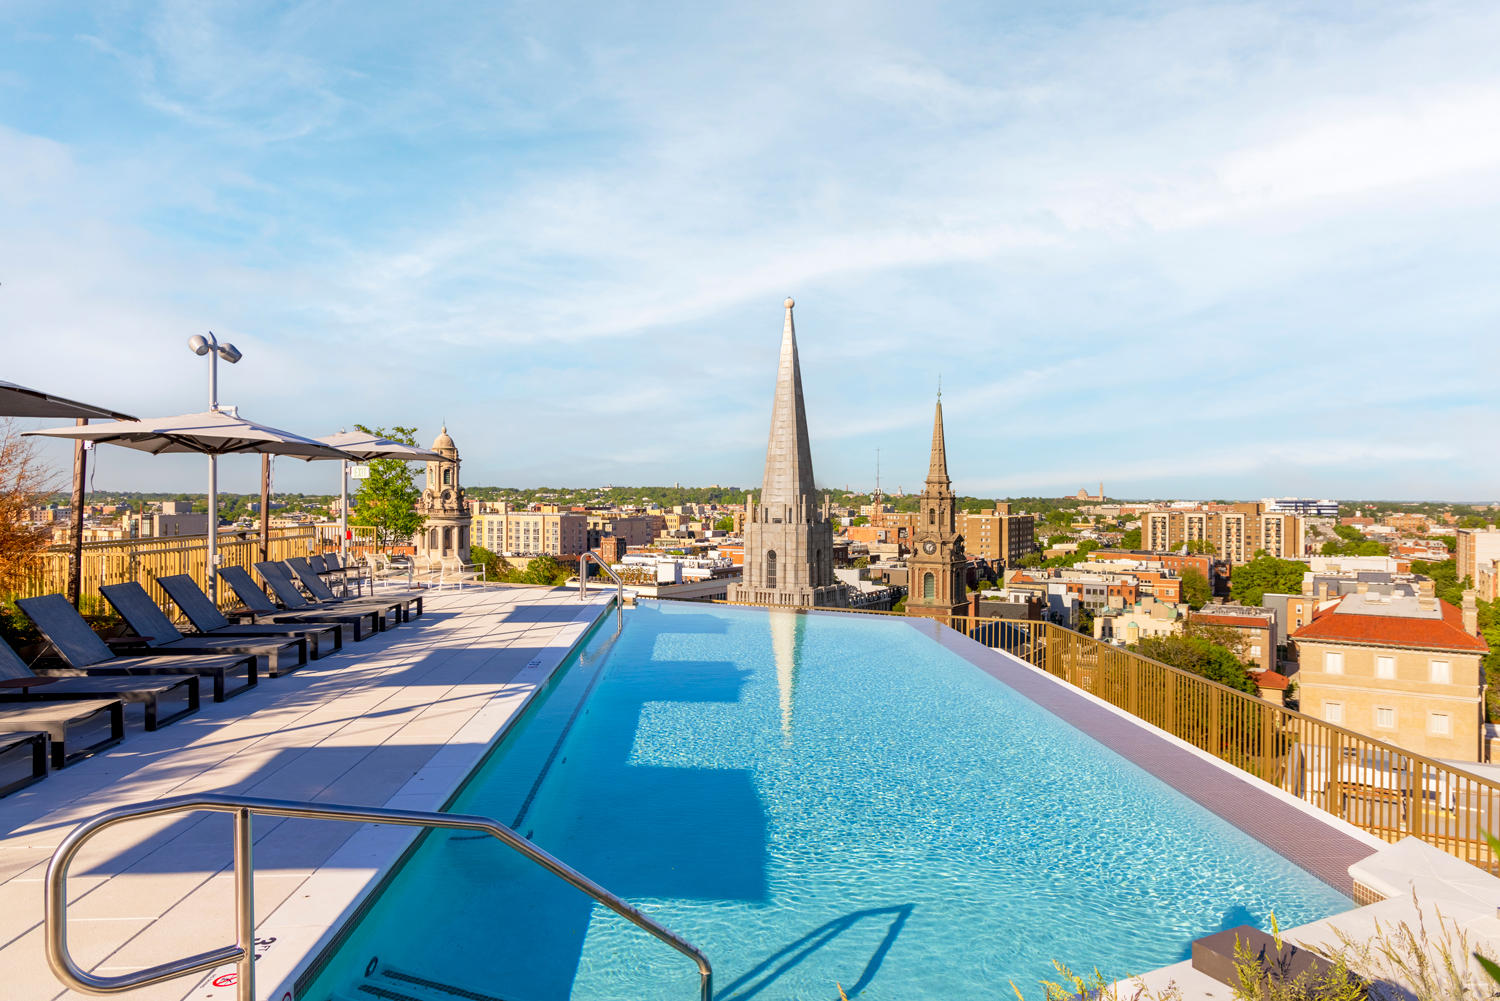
1324,651,1344,674
1324,702,1344,724
923,573,935,599
1429,660,1451,685
1250,645,1262,658
1376,656,1396,680
1429,712,1452,736
765,550,777,589
1374,707,1396,729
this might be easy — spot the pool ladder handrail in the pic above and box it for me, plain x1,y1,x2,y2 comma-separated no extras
44,793,712,1001
578,552,625,631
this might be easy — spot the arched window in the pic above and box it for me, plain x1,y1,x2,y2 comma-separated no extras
928,508,936,525
923,573,935,599
766,550,777,588
428,528,438,549
443,468,452,486
442,526,453,552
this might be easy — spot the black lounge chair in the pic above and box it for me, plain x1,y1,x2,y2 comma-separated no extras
217,565,379,642
17,594,257,701
0,700,123,769
256,561,405,629
100,582,307,677
156,574,342,658
286,557,422,619
310,554,364,597
0,731,49,796
1,636,199,731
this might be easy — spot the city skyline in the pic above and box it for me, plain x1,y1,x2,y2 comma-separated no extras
4,2,1498,499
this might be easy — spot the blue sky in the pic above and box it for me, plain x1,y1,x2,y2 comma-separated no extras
3,1,1498,501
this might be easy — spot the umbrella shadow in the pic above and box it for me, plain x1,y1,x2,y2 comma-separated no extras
717,904,915,1001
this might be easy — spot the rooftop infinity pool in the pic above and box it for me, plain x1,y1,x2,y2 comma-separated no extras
305,601,1351,1001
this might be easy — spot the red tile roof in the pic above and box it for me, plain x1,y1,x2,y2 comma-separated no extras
1254,671,1290,690
1291,598,1488,653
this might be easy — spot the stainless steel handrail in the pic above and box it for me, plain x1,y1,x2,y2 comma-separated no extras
578,552,625,631
45,793,712,1001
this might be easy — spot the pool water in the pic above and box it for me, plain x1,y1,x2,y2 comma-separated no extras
308,602,1351,1001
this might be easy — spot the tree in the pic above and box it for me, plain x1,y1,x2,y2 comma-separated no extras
0,420,55,595
1121,528,1142,549
520,554,566,585
1180,567,1211,610
1184,540,1217,555
1410,558,1462,607
1133,634,1257,694
713,515,735,533
1229,555,1307,606
350,424,426,549
469,545,511,581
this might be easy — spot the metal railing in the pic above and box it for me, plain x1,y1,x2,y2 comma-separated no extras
13,527,335,613
704,599,1500,872
45,794,712,1001
579,553,625,632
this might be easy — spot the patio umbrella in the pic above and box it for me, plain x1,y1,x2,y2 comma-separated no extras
315,431,442,562
26,409,354,601
0,381,138,607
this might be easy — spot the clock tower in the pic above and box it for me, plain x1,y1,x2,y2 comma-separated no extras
905,393,968,621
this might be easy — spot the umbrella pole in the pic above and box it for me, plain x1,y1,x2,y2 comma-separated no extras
340,460,349,565
67,419,87,609
207,453,218,602
259,454,271,562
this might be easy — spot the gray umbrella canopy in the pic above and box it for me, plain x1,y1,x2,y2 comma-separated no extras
25,409,356,600
315,430,442,462
0,380,137,421
25,409,352,460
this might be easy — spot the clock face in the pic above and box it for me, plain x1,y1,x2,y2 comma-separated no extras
922,540,937,555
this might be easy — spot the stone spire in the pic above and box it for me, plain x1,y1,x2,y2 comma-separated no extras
759,297,819,521
926,394,951,487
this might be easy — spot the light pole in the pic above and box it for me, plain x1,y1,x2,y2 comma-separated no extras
188,332,242,601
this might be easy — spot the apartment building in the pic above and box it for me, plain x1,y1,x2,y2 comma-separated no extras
958,505,1036,567
1292,588,1489,761
585,513,663,548
1140,504,1304,564
472,503,589,556
1458,527,1500,601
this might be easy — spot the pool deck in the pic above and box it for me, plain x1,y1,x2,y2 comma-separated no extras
0,585,610,1001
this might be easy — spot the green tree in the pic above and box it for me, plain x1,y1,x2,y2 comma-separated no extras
350,424,426,549
713,515,735,533
1134,634,1258,694
520,554,566,585
1410,558,1462,606
1229,555,1307,606
469,545,511,581
1180,567,1211,610
1184,539,1217,555
1121,527,1142,549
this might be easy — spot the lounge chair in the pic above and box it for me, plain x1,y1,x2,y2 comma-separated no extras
257,561,405,629
100,582,307,677
0,700,123,769
0,731,49,796
218,565,379,642
310,554,364,597
285,557,422,619
16,594,257,701
156,574,343,658
1,636,199,731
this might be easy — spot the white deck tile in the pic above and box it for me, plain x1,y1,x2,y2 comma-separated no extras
0,586,608,1001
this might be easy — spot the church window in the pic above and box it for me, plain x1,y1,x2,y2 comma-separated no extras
923,573,935,599
443,468,452,486
766,550,777,588
929,508,935,526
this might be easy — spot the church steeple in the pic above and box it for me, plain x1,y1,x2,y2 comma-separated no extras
759,297,820,521
927,394,950,487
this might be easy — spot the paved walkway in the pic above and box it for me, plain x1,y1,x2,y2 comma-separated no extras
0,585,609,1001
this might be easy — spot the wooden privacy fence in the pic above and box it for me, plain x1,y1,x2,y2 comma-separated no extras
711,599,1500,873
10,527,341,613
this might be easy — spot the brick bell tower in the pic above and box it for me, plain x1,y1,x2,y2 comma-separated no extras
905,391,968,620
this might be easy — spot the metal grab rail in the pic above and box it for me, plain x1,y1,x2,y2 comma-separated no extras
45,793,712,1001
578,552,625,631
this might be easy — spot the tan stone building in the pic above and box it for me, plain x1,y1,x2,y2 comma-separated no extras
1292,589,1489,761
729,299,847,608
1457,527,1500,601
414,426,471,563
905,396,968,620
958,504,1036,567
472,503,588,557
1188,606,1275,672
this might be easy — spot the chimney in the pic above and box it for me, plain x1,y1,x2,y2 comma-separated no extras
1463,590,1479,636
1356,581,1369,595
1417,579,1437,612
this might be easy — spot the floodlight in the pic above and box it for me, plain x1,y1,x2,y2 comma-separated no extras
188,334,211,355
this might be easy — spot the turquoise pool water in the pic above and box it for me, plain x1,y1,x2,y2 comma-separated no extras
308,602,1351,1001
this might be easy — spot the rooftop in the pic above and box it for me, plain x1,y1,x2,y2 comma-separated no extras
1293,594,1488,653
